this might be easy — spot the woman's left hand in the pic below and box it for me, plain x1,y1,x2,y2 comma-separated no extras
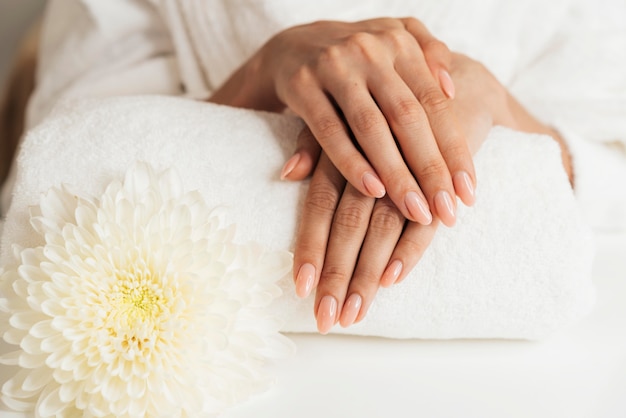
291,127,438,333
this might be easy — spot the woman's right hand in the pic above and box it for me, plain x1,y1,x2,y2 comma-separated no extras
211,17,476,227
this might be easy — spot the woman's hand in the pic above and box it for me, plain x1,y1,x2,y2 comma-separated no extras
292,140,439,333
211,18,477,227
290,53,572,334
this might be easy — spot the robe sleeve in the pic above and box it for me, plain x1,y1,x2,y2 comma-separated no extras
509,0,626,231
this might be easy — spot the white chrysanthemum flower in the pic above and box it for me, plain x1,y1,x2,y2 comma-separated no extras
0,163,294,417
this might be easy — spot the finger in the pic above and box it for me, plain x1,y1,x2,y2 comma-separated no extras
400,17,455,98
338,196,404,327
367,69,459,226
281,126,322,181
398,59,477,209
389,25,476,208
280,69,387,199
322,76,433,225
293,153,345,299
381,219,439,289
314,183,376,334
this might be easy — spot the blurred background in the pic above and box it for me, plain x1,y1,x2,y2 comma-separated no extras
0,0,44,190
0,0,44,89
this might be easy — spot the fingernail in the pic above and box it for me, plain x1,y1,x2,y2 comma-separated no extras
280,153,301,180
453,171,475,206
295,263,315,298
340,294,362,327
317,296,337,335
435,190,456,227
439,70,455,99
362,172,386,198
380,260,403,287
404,191,432,225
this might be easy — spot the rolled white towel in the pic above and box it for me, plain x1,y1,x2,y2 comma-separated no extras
1,95,595,340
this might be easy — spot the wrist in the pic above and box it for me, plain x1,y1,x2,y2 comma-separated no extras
208,46,283,112
505,92,574,186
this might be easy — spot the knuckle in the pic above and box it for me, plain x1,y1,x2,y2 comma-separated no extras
352,269,381,289
419,87,450,114
442,140,470,162
286,66,314,93
321,265,351,288
318,45,345,70
306,186,339,215
346,31,375,49
333,202,371,231
374,17,398,26
399,234,429,260
345,32,379,62
294,237,317,254
351,108,385,136
389,99,423,127
369,202,404,233
383,28,412,48
417,158,449,181
313,115,345,142
294,241,323,263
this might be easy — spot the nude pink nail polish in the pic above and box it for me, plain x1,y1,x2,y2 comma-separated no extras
340,294,362,327
435,190,456,227
280,153,301,180
381,260,403,287
317,296,337,335
295,263,315,298
439,70,456,99
453,171,476,206
404,191,432,225
362,172,386,198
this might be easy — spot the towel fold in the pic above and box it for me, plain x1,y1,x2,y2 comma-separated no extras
1,95,595,339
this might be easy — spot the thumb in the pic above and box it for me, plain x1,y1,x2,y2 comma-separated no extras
280,126,322,181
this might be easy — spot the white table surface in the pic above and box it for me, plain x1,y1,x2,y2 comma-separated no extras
1,232,624,417
225,232,626,418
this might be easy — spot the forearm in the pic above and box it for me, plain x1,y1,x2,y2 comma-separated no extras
449,53,574,186
505,92,574,185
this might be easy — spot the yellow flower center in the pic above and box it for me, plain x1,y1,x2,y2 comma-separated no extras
120,282,161,322
106,263,168,355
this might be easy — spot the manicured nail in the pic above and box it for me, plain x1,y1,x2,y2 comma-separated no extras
439,70,455,99
295,263,315,298
340,294,362,327
381,260,403,287
435,190,456,227
317,296,337,335
280,153,301,180
404,191,432,225
362,172,386,198
453,171,475,206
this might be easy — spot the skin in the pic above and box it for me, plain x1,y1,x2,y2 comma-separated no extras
289,54,574,333
208,18,573,334
211,18,476,227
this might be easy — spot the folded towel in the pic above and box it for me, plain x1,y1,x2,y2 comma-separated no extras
1,95,595,339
